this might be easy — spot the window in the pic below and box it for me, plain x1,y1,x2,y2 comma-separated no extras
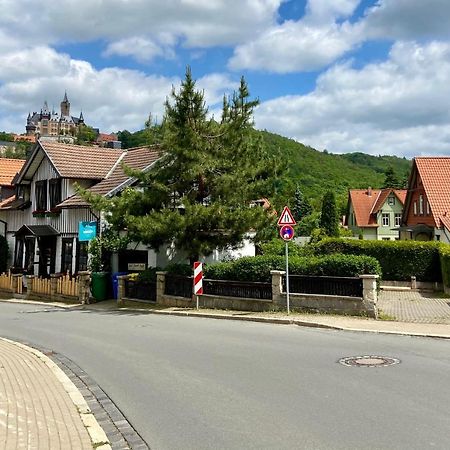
413,201,417,215
419,194,424,215
394,213,402,227
436,235,441,241
61,238,73,274
382,213,390,227
35,180,47,211
14,238,24,268
426,201,431,215
76,241,89,272
388,196,395,206
49,179,61,209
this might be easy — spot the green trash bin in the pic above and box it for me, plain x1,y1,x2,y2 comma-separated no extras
91,272,109,301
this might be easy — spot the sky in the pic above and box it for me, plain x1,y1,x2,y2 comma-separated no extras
1,0,450,158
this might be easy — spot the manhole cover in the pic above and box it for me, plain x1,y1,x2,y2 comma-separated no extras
339,355,400,367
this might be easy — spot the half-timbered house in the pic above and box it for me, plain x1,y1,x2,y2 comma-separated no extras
0,141,159,276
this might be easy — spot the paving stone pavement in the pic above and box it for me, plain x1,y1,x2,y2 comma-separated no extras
378,289,450,324
0,338,93,450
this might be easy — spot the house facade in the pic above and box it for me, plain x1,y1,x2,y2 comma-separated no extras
0,141,256,277
346,188,407,240
401,157,450,243
0,141,132,276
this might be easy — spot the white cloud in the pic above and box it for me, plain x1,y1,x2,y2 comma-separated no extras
362,0,450,41
104,37,176,63
229,0,362,73
0,0,282,57
255,41,450,157
0,46,238,134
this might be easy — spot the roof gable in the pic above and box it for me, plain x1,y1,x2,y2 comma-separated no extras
348,189,380,227
414,157,450,230
58,145,161,208
16,141,125,184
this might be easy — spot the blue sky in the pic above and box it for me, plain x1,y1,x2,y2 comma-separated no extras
1,0,450,157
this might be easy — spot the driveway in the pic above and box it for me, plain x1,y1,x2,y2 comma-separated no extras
378,289,450,324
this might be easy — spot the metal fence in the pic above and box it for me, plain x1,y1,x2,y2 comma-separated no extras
284,275,363,298
165,274,193,298
204,279,272,300
125,279,157,302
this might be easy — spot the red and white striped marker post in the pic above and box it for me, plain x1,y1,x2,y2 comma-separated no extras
193,262,203,310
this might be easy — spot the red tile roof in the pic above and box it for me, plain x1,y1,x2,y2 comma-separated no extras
349,188,407,227
0,158,25,186
59,146,160,208
40,141,124,179
349,189,380,227
415,157,450,230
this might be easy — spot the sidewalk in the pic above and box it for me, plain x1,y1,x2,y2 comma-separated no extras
0,338,110,450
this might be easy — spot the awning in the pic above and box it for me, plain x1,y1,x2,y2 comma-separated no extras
15,225,60,237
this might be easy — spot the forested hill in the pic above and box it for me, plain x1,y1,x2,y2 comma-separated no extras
116,127,411,209
258,131,411,208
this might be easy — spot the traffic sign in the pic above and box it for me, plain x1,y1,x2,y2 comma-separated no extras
277,206,296,226
280,225,295,241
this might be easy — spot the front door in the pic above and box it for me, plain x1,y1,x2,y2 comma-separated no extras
38,236,56,277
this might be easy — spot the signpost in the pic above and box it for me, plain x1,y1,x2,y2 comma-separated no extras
193,262,203,310
277,206,296,314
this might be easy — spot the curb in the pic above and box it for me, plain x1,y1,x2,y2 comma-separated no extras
2,297,449,339
114,307,450,339
1,337,112,450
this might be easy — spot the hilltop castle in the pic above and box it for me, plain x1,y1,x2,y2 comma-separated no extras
26,93,85,140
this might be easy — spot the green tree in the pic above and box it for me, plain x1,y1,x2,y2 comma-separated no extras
382,166,401,189
76,125,97,145
292,185,312,222
320,190,339,237
86,68,281,263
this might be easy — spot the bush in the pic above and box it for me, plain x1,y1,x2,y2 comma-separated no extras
137,267,161,282
204,254,381,282
165,263,192,277
259,239,311,257
312,238,441,282
439,244,450,290
0,235,7,274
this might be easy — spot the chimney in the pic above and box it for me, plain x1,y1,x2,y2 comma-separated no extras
367,187,372,196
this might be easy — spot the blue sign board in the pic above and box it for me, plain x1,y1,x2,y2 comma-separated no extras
79,221,97,242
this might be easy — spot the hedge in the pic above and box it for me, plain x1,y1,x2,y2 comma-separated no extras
439,244,450,291
204,254,381,283
312,238,441,282
0,235,7,274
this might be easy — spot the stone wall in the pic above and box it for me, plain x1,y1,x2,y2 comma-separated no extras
118,271,379,317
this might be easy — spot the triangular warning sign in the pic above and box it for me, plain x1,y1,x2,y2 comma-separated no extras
277,206,296,226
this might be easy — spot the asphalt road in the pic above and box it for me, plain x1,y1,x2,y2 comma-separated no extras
0,302,449,450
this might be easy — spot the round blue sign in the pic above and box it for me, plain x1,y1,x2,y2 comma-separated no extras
280,225,295,241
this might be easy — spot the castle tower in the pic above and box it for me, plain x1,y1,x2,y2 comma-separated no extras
60,92,70,117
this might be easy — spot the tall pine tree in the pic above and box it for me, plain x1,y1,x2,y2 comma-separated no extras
93,68,281,263
292,185,312,222
320,190,339,237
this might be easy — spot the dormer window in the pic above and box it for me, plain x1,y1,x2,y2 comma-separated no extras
388,196,395,206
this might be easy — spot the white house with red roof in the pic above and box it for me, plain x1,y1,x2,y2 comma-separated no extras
345,188,407,240
401,157,450,243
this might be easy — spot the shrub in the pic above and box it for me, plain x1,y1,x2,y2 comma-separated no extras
165,263,192,277
204,254,381,282
0,235,7,274
137,267,161,282
259,239,311,257
439,244,450,290
312,238,441,282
